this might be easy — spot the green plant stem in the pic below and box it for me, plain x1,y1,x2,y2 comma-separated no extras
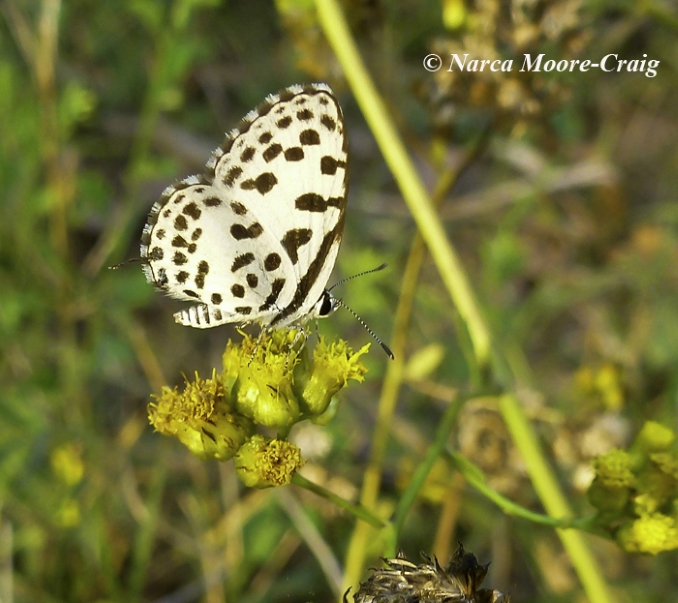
386,397,464,556
292,473,390,531
128,463,167,602
342,126,494,589
315,1,615,602
498,393,613,603
446,451,606,535
314,0,491,373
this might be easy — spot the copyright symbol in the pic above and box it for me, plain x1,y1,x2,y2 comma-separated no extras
423,54,442,72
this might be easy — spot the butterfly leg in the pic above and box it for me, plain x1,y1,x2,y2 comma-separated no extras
248,328,269,366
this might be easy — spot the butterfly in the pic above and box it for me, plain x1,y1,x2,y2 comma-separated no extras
140,83,348,331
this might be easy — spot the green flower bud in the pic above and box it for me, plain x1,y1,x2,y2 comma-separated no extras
148,370,253,461
235,435,305,488
587,477,629,515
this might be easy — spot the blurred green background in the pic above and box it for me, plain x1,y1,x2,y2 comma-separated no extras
2,0,678,601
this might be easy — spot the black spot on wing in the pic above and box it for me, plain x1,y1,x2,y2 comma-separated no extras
246,273,258,288
277,116,292,129
231,252,255,272
204,197,222,207
230,201,247,215
230,223,263,240
320,114,336,131
297,109,313,121
281,228,312,264
236,306,252,315
183,202,201,220
195,260,209,289
176,271,189,284
240,147,256,162
264,252,281,271
174,215,188,231
295,193,344,212
240,172,277,195
321,156,345,175
295,193,325,212
149,247,163,260
231,284,245,298
284,147,304,161
211,293,222,305
156,268,168,287
258,132,273,144
223,166,243,187
300,129,320,146
263,144,283,162
173,251,188,265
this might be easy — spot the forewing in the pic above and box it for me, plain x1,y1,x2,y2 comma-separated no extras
210,84,347,326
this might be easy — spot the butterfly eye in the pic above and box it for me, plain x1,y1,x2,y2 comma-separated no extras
316,291,337,317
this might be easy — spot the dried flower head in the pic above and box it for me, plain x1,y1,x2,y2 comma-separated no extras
350,544,509,603
421,0,591,132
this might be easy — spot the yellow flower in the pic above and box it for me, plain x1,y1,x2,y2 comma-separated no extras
235,435,305,488
617,513,678,555
223,331,301,429
148,370,253,461
296,338,370,419
223,331,370,427
592,449,635,489
630,421,675,456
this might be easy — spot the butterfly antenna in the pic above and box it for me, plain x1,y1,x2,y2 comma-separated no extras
328,263,388,292
334,297,395,360
109,257,144,270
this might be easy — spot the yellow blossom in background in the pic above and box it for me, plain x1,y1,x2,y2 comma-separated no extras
589,421,678,554
630,421,675,456
50,443,84,486
617,513,678,556
592,449,635,489
148,370,253,461
574,363,624,411
235,435,305,488
54,499,81,528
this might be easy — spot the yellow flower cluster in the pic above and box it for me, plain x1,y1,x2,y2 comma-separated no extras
148,331,369,487
588,421,678,555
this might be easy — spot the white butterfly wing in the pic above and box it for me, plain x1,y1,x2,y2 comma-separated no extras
140,83,347,329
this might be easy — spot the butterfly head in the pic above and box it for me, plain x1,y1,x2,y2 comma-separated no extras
312,290,340,320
